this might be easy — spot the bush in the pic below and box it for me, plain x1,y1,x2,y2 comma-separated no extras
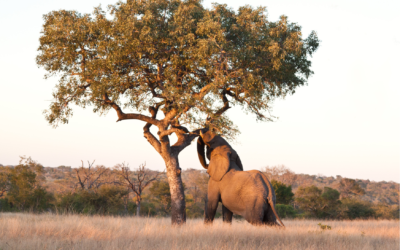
0,198,12,212
373,204,399,219
271,180,294,205
275,204,297,218
55,186,128,215
149,180,171,216
341,199,375,219
295,185,341,219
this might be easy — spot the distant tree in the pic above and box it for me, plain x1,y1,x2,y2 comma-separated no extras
341,198,375,219
295,185,321,217
320,187,341,217
295,185,341,218
149,180,172,216
74,161,117,191
0,172,10,198
337,178,365,199
264,165,297,186
0,171,11,211
374,204,400,220
18,156,46,185
6,158,53,211
183,170,208,201
115,162,162,216
181,169,209,218
37,0,319,224
271,180,294,205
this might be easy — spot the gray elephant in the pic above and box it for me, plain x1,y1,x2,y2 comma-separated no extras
197,129,284,226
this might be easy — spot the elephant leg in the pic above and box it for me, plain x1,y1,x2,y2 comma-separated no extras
246,199,265,226
203,196,208,220
222,205,233,224
204,190,219,224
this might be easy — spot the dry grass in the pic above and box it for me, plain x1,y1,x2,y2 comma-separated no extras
0,213,398,250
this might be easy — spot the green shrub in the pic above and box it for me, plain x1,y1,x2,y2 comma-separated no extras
271,180,294,205
295,185,341,219
275,204,297,218
341,199,375,219
0,198,12,212
373,204,399,219
55,186,128,215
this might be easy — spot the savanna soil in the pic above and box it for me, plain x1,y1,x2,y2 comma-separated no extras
0,213,398,250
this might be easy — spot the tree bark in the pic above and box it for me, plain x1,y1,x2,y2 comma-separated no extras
136,198,141,217
164,155,186,225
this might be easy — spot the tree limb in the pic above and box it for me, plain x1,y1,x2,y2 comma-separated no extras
143,104,162,153
171,132,200,155
102,93,160,125
158,127,189,138
213,90,231,118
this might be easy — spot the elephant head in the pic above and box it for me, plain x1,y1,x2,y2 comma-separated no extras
197,129,243,182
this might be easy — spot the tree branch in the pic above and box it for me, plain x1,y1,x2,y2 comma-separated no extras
158,127,189,138
102,93,160,125
143,104,162,153
171,132,200,155
170,106,192,125
193,85,212,99
206,90,230,125
213,90,231,117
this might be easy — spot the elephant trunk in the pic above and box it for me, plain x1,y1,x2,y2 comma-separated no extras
197,137,208,169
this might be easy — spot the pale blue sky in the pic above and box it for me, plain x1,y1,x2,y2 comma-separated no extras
0,0,399,182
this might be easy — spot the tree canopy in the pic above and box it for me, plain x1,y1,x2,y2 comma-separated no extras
37,0,319,138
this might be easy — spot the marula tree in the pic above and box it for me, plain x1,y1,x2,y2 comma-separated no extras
37,0,319,225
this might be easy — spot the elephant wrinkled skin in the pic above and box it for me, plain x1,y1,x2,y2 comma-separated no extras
197,129,284,226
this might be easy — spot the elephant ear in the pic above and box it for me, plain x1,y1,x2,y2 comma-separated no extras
207,151,230,182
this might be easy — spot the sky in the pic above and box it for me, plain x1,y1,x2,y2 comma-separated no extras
0,0,399,182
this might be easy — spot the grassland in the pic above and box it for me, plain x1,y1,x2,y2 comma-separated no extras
0,213,398,250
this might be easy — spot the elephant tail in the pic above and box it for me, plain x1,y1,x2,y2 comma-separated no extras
267,197,285,227
261,173,285,227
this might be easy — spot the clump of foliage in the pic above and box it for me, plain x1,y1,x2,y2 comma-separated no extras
295,185,341,219
271,180,294,205
55,186,128,215
341,198,376,219
149,180,172,216
275,204,296,218
0,157,53,212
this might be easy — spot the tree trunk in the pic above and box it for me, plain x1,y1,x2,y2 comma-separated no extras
124,189,128,215
136,198,141,217
165,156,186,225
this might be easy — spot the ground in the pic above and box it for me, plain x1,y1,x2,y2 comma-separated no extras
0,213,398,249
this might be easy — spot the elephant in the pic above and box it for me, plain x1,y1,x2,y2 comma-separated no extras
197,129,284,226
197,129,244,223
